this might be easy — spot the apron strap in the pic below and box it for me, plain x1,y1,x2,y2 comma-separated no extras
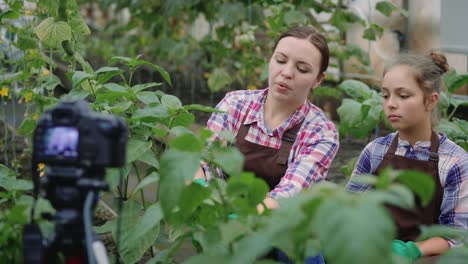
277,121,304,165
386,131,440,162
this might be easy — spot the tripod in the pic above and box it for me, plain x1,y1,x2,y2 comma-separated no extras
23,167,110,264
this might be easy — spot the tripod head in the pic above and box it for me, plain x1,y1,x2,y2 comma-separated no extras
23,100,128,264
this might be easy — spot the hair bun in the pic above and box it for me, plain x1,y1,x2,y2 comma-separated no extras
429,52,449,74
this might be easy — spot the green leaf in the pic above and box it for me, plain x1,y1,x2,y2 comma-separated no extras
17,118,36,136
0,165,32,191
136,91,160,105
376,1,396,17
396,170,435,207
283,10,307,26
131,105,169,120
419,225,468,242
159,149,201,223
149,63,172,86
172,111,195,128
127,139,152,163
443,70,468,94
208,68,232,92
130,172,159,198
67,0,91,35
161,94,182,110
313,195,394,264
183,104,223,113
95,67,123,84
169,133,203,152
337,99,362,125
71,71,94,89
212,146,244,177
0,10,21,20
132,82,162,93
102,83,127,92
363,24,384,41
227,173,269,215
177,183,212,222
42,75,62,91
62,88,91,101
138,149,160,169
338,80,372,101
34,17,72,48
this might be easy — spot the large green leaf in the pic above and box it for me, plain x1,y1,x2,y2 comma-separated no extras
183,104,224,113
120,203,163,264
136,91,160,105
396,170,435,207
159,149,201,223
95,67,123,84
171,111,195,128
67,0,91,35
363,24,384,41
127,139,152,163
105,165,131,191
338,80,372,101
161,94,182,110
169,133,203,152
227,173,269,215
313,194,395,264
138,149,160,169
34,17,72,48
130,172,159,198
337,99,362,125
71,71,94,89
0,165,32,191
131,105,169,120
211,146,244,177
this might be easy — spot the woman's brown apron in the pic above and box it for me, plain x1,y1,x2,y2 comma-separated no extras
374,131,444,242
234,120,304,190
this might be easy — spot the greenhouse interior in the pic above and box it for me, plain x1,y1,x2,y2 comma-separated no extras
1,0,467,263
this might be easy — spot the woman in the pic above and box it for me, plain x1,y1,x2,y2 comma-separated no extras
194,26,339,263
195,25,338,212
346,52,468,262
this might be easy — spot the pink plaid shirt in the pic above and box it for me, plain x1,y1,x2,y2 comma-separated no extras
202,88,339,198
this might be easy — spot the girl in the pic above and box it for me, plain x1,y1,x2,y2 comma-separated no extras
346,52,468,262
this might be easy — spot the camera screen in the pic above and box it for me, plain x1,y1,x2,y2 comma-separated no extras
44,127,79,158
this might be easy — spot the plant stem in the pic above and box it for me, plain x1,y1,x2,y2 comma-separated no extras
132,162,147,210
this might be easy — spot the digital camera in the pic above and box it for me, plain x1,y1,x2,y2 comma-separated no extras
33,100,127,168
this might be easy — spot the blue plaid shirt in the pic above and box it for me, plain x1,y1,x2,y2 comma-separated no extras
346,132,468,246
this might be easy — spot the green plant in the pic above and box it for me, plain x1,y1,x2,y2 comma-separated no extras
438,70,468,150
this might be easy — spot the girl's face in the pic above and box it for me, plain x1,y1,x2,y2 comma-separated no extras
268,36,324,107
382,65,438,134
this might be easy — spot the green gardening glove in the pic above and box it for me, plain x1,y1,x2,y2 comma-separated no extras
391,240,422,261
193,178,209,187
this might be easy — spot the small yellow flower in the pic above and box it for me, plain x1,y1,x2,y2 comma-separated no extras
25,10,32,16
32,113,39,120
247,84,257,90
38,163,45,177
24,91,33,102
42,69,50,76
0,86,9,97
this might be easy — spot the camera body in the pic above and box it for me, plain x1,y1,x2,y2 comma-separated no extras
33,100,127,168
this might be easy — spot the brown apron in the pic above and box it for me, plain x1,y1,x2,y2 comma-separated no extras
374,131,443,242
234,119,304,190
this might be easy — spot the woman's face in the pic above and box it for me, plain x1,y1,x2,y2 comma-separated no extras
268,36,324,107
382,65,437,133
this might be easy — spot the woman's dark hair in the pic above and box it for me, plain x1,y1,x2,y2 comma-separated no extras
383,52,449,95
272,26,329,74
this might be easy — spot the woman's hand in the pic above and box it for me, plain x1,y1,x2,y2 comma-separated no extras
257,197,279,214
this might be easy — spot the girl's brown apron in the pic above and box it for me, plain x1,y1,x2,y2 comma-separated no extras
234,120,304,190
374,131,444,241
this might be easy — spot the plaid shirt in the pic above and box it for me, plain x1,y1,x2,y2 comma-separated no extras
346,132,468,246
202,88,339,198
